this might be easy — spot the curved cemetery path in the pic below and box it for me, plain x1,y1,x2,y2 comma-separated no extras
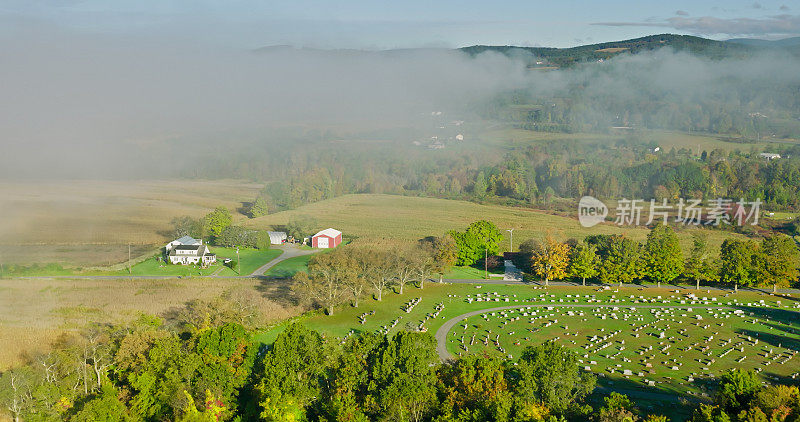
435,303,769,362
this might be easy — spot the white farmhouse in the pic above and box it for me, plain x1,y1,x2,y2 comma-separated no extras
168,244,216,266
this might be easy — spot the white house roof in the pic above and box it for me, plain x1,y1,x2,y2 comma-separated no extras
174,235,200,245
313,228,341,238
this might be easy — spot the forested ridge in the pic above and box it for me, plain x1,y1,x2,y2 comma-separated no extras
212,136,800,217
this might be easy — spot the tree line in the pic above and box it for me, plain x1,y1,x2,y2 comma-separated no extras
292,237,457,316
515,225,800,290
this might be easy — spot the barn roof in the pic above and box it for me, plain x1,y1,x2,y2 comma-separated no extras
313,228,341,238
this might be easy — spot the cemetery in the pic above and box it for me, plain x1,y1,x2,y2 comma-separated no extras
263,282,800,399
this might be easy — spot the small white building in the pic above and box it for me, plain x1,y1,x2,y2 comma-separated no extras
267,231,287,245
165,235,202,252
168,244,216,266
759,152,781,160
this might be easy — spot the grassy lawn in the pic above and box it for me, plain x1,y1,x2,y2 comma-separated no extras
444,265,504,279
95,247,282,277
0,263,78,277
263,254,314,278
1,247,283,277
254,282,800,403
114,256,220,277
211,247,283,276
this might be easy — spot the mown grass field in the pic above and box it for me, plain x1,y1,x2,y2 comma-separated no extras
245,194,742,254
263,254,315,278
0,277,300,370
255,282,800,402
444,264,504,279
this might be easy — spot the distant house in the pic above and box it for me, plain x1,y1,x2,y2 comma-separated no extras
165,235,202,252
311,228,342,249
168,244,216,266
759,153,781,160
268,231,287,245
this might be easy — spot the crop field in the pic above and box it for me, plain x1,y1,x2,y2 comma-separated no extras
0,179,261,265
0,277,299,370
245,194,742,254
479,126,773,153
256,282,800,405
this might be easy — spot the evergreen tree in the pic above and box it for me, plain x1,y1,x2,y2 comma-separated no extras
473,171,488,199
568,243,599,286
642,225,684,286
756,234,800,291
683,233,719,290
719,239,757,291
248,196,270,218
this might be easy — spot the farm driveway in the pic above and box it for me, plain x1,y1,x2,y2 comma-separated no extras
249,244,318,276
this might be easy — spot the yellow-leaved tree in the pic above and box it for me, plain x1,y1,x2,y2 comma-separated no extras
531,235,571,286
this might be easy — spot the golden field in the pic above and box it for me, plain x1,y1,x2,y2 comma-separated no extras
0,277,298,370
0,179,261,265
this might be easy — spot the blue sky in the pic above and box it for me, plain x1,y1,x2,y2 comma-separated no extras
2,0,799,49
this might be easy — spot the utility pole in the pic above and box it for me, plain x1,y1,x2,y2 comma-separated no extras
485,247,488,279
506,229,514,253
236,247,240,276
128,244,132,275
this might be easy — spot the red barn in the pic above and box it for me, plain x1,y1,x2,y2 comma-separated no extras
311,228,342,249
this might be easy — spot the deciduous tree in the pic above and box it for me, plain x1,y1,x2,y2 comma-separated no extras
530,235,571,286
203,207,233,241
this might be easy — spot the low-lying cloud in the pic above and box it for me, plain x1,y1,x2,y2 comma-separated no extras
1,24,800,179
595,13,800,37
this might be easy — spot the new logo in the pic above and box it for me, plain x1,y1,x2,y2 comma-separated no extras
578,196,608,228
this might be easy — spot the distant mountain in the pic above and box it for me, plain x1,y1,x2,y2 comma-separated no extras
459,34,757,67
253,34,798,68
727,36,800,47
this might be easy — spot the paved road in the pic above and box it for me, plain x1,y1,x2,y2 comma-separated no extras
502,260,522,281
249,244,318,276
